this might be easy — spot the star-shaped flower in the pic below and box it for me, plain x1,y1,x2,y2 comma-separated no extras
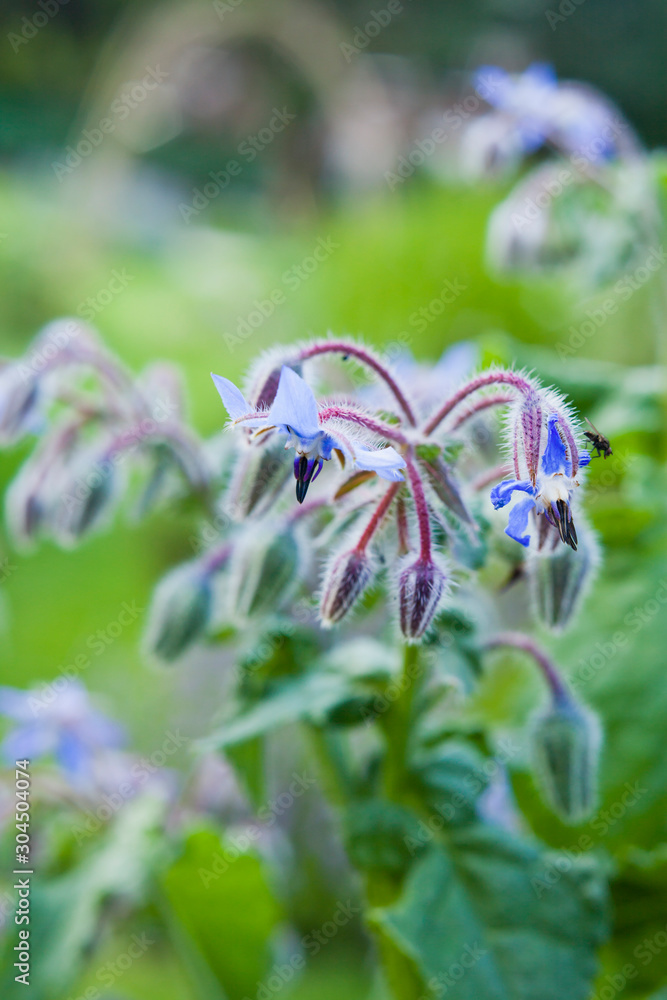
212,365,406,502
490,413,590,549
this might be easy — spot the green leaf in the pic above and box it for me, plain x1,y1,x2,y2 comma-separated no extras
345,800,425,874
409,742,490,827
371,825,608,1000
199,670,356,751
0,794,166,1000
598,847,667,999
162,828,282,1000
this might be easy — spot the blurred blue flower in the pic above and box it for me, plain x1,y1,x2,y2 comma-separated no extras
491,414,590,549
212,365,406,502
0,682,124,781
475,63,627,163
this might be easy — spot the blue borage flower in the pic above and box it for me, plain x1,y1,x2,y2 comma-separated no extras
475,63,627,163
491,414,590,549
0,682,124,782
212,365,406,503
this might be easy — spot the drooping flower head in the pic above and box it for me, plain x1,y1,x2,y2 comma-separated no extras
212,365,406,503
491,412,590,550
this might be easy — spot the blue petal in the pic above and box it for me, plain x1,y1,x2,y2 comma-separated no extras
490,478,535,509
353,445,406,482
475,65,509,105
505,496,536,547
578,452,591,467
268,367,320,440
0,686,34,721
1,723,56,763
211,373,251,421
56,730,91,779
541,414,568,475
523,62,557,91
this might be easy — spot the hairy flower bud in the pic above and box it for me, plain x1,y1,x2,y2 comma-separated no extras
51,446,123,546
530,693,601,824
320,547,375,626
397,555,449,642
0,364,41,444
529,520,600,631
145,562,214,662
230,525,301,618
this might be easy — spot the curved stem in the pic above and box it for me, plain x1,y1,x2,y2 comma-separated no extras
318,405,409,446
449,391,515,430
424,370,536,436
356,482,401,551
471,462,513,492
297,340,417,426
404,455,431,561
484,632,568,703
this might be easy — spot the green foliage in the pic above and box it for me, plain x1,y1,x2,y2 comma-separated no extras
162,829,282,1000
372,828,609,1000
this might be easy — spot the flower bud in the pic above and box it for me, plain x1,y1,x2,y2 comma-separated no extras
145,562,213,662
530,694,601,824
235,440,292,517
397,555,449,643
320,548,374,626
51,447,122,546
529,520,600,631
230,525,301,619
0,364,40,444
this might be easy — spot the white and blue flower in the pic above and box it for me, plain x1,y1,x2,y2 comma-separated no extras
212,365,406,503
0,682,124,782
491,413,590,549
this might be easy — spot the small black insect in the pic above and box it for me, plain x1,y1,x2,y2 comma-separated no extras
584,418,613,459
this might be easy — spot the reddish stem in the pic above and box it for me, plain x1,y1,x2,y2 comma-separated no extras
396,496,410,555
297,341,417,426
424,370,536,436
484,632,568,702
356,482,401,552
471,463,513,492
404,455,432,561
318,405,408,445
449,392,515,430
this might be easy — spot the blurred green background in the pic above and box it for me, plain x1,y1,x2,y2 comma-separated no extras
0,0,665,998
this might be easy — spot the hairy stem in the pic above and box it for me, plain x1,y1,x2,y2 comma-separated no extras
404,455,432,561
318,405,409,445
484,632,568,702
356,482,401,551
424,370,536,436
297,340,417,426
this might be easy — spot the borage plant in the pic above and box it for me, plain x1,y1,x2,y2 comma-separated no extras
0,325,609,999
